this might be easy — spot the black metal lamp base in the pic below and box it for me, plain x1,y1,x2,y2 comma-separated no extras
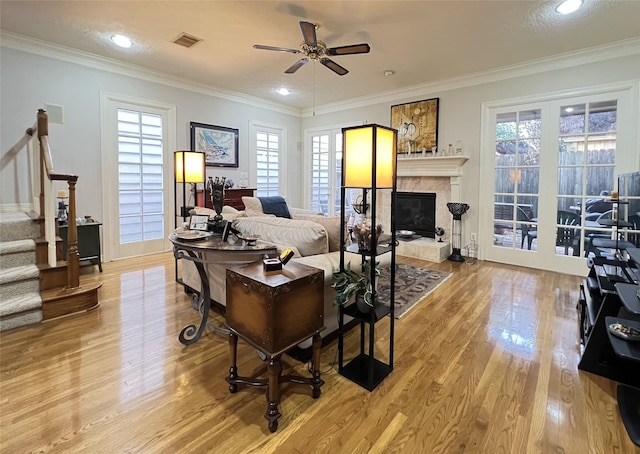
448,248,465,262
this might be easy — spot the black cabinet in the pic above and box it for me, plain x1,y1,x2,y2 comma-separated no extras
59,222,102,272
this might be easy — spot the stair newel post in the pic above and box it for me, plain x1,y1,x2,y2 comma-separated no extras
37,109,48,219
66,177,80,288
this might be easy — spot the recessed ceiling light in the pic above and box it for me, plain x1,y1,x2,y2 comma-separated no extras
556,0,583,15
276,88,290,96
110,34,132,48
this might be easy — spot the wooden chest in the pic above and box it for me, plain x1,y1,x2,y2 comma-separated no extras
226,261,324,355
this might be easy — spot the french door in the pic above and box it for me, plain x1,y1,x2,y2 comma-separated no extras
480,86,635,275
101,93,176,261
306,125,360,218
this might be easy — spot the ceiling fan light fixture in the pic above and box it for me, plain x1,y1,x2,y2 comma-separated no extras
110,34,132,48
555,0,583,15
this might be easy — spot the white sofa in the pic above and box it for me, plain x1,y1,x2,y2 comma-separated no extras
180,198,391,349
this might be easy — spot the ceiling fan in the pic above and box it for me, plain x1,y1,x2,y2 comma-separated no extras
253,21,370,76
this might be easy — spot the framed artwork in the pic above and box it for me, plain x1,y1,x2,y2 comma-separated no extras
390,98,439,154
190,122,239,167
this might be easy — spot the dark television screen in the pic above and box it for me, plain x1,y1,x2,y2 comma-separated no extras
395,192,436,238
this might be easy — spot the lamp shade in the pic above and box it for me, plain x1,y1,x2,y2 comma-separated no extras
343,124,396,188
174,151,205,183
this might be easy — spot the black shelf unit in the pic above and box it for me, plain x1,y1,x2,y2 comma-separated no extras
578,246,640,447
337,124,397,392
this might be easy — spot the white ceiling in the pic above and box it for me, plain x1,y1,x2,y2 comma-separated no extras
1,1,639,112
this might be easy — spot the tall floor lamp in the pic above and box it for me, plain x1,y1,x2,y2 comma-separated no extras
174,151,205,283
174,151,205,227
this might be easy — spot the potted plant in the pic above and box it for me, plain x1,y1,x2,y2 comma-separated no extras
332,259,386,311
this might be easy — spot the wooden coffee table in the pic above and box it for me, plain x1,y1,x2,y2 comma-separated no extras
225,260,325,432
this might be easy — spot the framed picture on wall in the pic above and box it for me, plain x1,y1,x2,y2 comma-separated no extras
390,98,439,155
190,122,239,167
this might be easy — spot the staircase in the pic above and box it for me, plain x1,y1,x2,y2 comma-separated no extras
0,212,43,330
1,109,101,332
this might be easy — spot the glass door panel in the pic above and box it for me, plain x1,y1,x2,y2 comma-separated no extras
493,110,541,250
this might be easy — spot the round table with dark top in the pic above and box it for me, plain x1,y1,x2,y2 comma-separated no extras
169,230,277,345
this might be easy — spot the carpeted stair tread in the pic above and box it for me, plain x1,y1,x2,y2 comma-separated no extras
0,310,43,332
0,212,41,242
0,239,36,269
0,264,39,284
0,292,42,317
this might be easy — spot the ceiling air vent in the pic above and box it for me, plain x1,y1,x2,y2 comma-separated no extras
172,33,202,48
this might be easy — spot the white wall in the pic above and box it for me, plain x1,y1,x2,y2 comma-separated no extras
0,47,304,216
301,52,640,247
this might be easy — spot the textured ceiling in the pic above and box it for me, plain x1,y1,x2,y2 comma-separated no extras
1,1,639,111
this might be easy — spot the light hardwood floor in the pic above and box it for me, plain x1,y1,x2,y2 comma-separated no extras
1,252,638,453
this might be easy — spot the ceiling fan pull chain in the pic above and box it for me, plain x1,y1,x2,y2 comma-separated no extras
313,61,316,117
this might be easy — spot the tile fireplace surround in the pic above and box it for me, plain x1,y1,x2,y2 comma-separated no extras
378,155,469,246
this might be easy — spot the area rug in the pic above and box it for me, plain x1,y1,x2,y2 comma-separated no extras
377,264,452,319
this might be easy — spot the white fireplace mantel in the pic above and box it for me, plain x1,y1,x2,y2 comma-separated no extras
396,155,469,178
396,155,470,202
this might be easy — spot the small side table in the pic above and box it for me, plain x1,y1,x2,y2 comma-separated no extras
225,261,325,432
59,221,102,272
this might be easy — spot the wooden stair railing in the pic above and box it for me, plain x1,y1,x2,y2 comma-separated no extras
31,109,100,321
36,109,81,288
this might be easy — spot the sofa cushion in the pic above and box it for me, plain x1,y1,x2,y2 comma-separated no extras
233,216,329,256
294,214,343,252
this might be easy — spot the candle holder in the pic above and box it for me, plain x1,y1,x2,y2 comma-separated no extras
56,196,68,224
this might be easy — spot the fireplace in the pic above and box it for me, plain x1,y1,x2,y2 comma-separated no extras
395,192,436,238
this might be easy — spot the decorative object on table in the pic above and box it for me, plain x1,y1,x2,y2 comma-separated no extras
447,202,470,262
224,179,234,189
56,189,68,224
352,219,383,251
397,229,415,239
189,214,209,231
608,322,640,341
190,122,239,168
391,97,439,155
337,123,397,392
207,176,226,222
435,226,445,242
174,151,205,222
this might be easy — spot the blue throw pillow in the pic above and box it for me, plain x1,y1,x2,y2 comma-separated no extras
258,196,291,218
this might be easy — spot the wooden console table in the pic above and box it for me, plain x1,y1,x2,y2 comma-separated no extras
195,188,255,210
225,260,325,432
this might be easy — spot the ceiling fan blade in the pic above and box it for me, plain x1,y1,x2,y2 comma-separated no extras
299,21,317,47
327,43,371,56
320,58,348,76
253,44,300,54
285,58,309,74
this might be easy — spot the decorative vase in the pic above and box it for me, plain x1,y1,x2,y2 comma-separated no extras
208,176,226,222
352,219,383,251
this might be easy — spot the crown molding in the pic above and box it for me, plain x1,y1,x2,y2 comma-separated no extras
302,37,640,117
3,30,637,120
0,31,302,117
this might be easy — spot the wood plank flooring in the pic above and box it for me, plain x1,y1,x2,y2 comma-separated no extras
1,252,638,453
